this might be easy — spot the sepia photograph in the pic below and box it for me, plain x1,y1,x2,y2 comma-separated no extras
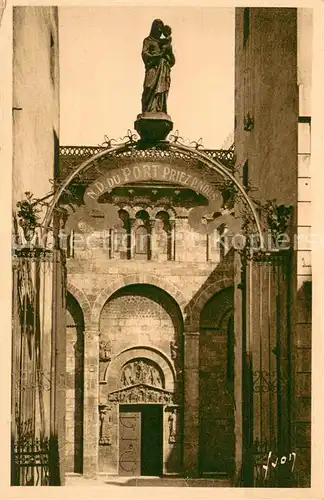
7,3,317,492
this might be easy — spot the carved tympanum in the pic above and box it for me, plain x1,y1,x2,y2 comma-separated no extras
120,359,163,388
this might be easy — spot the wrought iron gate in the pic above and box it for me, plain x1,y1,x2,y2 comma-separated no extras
11,247,66,485
241,250,294,487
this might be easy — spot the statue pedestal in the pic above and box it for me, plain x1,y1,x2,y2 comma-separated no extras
134,112,173,143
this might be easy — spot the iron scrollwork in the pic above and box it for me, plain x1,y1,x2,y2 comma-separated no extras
252,370,288,393
13,418,50,486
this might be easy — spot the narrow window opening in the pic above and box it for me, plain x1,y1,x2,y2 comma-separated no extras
243,160,249,189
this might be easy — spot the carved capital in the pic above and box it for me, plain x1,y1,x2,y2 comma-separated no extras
84,328,100,341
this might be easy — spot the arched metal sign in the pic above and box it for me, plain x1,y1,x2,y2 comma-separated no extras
41,138,264,250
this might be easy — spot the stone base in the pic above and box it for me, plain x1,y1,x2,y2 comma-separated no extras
134,112,173,143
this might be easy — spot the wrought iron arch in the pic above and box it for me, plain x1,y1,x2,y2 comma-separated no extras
41,137,264,246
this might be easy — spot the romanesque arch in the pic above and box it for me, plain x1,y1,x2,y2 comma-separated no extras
67,281,91,327
91,273,187,325
188,276,234,329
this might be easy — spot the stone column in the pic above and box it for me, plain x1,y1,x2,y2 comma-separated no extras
183,330,200,476
83,327,100,477
170,220,176,261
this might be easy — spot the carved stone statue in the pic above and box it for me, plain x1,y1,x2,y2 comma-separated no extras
99,405,112,445
141,19,175,114
135,19,175,143
168,409,177,443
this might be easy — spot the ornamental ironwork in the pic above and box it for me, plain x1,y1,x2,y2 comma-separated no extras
59,143,236,170
46,137,264,251
12,430,50,486
252,370,288,393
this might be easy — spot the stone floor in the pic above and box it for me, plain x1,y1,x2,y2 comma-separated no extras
65,474,233,487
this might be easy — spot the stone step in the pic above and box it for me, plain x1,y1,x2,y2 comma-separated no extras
65,473,233,487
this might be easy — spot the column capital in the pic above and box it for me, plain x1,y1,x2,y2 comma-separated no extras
84,328,100,340
183,330,200,336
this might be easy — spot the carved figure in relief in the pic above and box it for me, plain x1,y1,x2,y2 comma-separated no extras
99,340,112,361
99,405,112,445
121,364,134,386
120,359,163,388
168,409,177,443
170,340,179,360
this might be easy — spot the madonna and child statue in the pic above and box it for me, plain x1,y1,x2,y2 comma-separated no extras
135,19,175,143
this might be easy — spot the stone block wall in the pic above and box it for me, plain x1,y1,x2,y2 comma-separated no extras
65,231,234,476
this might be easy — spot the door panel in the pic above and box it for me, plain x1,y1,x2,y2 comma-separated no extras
118,412,141,476
141,405,163,476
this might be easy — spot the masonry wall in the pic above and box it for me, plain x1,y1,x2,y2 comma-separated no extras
65,210,235,476
294,7,312,487
11,7,64,486
235,7,312,487
12,6,60,209
235,7,298,206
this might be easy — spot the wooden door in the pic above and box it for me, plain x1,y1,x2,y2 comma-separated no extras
118,411,141,476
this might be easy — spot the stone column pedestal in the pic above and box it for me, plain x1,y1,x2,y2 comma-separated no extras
83,327,100,477
183,331,200,476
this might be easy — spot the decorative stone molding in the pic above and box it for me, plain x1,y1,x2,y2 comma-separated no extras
91,273,186,324
188,278,234,327
67,282,92,326
107,383,174,404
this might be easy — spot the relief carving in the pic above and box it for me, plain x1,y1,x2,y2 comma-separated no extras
99,405,112,445
108,384,174,404
170,340,179,360
99,340,112,361
99,339,112,383
168,408,178,444
120,359,163,388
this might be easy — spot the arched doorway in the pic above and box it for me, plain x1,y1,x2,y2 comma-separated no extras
199,287,235,477
97,284,183,476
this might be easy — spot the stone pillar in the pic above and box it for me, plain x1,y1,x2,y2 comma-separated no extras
183,330,200,476
170,220,176,261
83,327,100,477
